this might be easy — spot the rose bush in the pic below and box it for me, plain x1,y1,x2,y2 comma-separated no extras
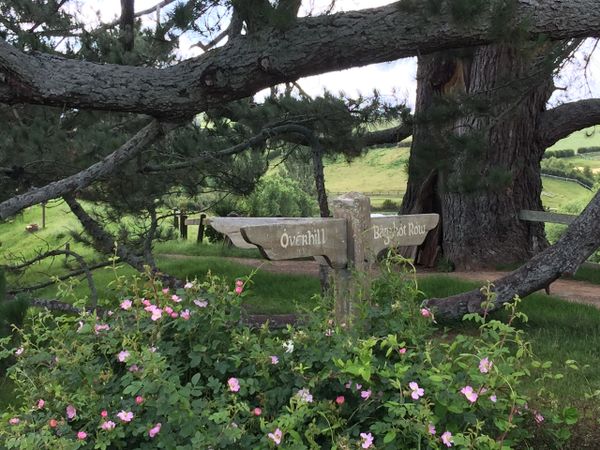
0,264,576,449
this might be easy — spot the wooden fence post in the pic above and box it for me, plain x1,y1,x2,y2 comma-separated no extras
332,192,371,327
180,213,188,240
42,201,47,229
196,213,206,243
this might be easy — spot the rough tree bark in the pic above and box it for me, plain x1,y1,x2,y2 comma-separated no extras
1,1,600,118
403,44,562,269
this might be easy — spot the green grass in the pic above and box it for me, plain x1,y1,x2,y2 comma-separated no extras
540,176,593,212
548,126,600,151
418,276,600,404
156,255,320,314
566,155,600,172
324,147,409,193
155,239,261,259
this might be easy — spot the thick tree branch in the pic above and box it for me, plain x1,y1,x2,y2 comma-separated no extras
537,99,600,148
143,123,316,172
2,1,600,118
6,248,101,307
0,120,171,220
362,123,412,147
8,261,112,296
63,195,146,272
424,189,600,319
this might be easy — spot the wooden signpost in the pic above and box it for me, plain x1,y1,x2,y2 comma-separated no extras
187,193,439,325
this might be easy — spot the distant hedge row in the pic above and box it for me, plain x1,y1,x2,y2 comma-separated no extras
542,149,575,159
542,147,600,159
577,146,600,154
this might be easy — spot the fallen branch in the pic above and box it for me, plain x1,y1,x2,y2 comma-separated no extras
424,188,600,319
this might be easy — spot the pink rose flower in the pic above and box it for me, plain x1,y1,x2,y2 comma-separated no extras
420,308,432,318
120,299,132,310
194,299,208,308
398,347,407,354
460,386,478,403
228,377,240,392
94,323,110,334
181,309,191,320
149,422,161,438
9,417,20,425
335,395,345,405
171,294,182,303
441,431,453,447
253,407,262,416
101,420,116,430
117,411,134,422
135,396,144,405
360,432,374,449
270,355,279,365
184,282,194,289
162,288,169,294
235,286,243,295
360,389,372,400
117,350,130,362
409,382,424,400
77,431,87,440
479,357,493,373
66,404,77,420
268,428,282,445
101,410,108,418
37,399,45,409
428,423,436,435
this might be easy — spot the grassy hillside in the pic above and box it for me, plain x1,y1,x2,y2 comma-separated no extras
323,145,594,213
548,126,600,151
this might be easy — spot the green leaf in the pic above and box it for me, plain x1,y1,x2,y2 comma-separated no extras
563,407,578,425
383,431,396,444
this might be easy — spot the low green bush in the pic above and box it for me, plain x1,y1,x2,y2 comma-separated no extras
542,149,575,159
0,265,576,449
577,147,600,155
541,157,595,188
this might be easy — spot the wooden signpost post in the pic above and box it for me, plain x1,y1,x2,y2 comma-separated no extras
187,193,439,325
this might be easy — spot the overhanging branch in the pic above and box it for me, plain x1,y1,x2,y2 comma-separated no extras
537,99,600,148
143,123,319,172
0,120,172,220
2,1,600,118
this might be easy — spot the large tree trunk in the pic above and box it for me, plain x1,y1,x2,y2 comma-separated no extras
403,45,556,269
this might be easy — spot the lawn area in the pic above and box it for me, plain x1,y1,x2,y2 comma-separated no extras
547,126,600,151
418,276,600,403
324,147,409,194
541,176,593,212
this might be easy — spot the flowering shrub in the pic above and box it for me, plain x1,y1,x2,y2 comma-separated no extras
0,265,576,449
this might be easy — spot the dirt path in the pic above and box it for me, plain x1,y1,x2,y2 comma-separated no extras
160,254,600,309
